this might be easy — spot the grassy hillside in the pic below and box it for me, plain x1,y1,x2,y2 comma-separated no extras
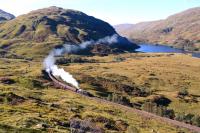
0,7,138,58
0,6,200,133
63,53,200,115
0,53,195,132
115,7,200,51
114,24,134,35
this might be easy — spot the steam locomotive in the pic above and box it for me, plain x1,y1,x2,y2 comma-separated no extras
42,69,93,97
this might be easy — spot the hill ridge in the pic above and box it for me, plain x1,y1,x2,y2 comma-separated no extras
0,9,15,22
115,7,200,51
0,7,138,57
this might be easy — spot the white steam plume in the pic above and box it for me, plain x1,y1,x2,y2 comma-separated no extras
51,65,79,89
43,34,120,89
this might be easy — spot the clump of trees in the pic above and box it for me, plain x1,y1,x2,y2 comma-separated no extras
141,98,200,127
141,101,175,119
175,113,200,127
107,93,132,107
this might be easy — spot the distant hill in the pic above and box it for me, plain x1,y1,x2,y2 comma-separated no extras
115,7,200,51
114,24,134,35
0,9,15,22
0,7,138,57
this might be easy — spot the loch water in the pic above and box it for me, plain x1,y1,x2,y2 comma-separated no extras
136,44,200,58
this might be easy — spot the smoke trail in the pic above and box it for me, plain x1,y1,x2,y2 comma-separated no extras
51,65,79,88
43,34,120,89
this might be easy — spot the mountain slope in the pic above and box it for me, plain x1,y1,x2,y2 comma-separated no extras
115,7,200,51
114,24,134,35
0,7,138,57
0,9,15,22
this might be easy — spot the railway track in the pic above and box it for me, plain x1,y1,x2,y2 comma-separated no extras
48,72,200,133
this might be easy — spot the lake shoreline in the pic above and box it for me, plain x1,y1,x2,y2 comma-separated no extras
136,43,200,58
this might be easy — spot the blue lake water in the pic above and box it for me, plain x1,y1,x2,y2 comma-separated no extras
136,44,200,58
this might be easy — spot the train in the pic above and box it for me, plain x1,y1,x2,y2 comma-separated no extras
43,70,93,97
